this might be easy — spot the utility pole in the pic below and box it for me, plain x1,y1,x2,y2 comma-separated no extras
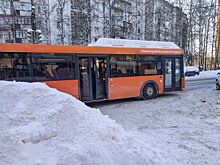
9,0,15,43
211,0,217,70
31,0,36,43
198,0,203,68
215,0,220,69
188,0,193,65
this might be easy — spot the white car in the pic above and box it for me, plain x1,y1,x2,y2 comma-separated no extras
216,72,220,90
184,66,200,77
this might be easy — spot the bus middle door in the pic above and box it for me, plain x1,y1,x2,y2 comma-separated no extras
79,57,107,101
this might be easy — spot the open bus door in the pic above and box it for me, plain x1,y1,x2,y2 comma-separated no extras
79,57,107,101
164,57,182,92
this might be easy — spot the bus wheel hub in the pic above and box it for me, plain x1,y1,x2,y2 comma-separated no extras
145,87,153,96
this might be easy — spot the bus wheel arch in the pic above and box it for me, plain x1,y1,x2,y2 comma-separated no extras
140,81,159,100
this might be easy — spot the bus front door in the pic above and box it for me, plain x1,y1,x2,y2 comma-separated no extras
79,57,107,101
164,57,182,91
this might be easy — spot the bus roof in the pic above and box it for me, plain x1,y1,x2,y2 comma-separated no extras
0,43,184,55
90,38,180,49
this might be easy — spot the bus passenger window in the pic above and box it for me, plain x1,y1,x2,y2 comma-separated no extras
33,55,75,81
110,55,137,77
0,53,31,81
54,63,75,80
138,62,162,75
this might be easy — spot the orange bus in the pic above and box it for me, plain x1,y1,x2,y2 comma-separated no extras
0,41,184,102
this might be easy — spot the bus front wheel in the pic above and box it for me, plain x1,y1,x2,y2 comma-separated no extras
142,84,157,100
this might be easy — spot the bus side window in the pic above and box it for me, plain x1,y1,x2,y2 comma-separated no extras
138,61,162,75
110,55,137,77
0,53,31,81
33,55,75,81
54,63,75,80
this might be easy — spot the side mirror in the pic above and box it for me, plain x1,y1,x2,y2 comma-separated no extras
217,72,220,75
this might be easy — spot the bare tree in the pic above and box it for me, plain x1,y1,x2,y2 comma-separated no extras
71,0,91,45
0,0,16,42
35,0,57,44
56,0,66,45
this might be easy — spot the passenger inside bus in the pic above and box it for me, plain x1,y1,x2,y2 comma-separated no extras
35,65,52,79
99,62,106,80
13,56,28,69
54,63,74,80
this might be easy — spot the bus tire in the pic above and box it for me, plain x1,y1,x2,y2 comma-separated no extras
142,83,157,100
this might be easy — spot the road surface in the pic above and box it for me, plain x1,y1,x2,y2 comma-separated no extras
89,78,220,165
89,78,216,108
185,78,215,92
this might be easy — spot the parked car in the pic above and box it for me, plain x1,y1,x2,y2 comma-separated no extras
184,66,200,77
216,72,220,90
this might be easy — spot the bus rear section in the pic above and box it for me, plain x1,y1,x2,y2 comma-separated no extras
105,55,184,101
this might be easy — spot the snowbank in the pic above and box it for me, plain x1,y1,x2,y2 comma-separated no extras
186,70,220,81
184,66,199,72
0,81,163,165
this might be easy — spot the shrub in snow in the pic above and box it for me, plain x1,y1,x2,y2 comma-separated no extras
0,81,164,165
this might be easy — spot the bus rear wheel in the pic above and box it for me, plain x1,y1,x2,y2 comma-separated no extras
142,84,157,100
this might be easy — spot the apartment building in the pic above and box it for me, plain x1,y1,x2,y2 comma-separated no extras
71,0,145,45
0,0,188,50
0,0,32,43
145,0,188,50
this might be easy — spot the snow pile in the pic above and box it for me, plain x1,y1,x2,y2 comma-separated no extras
0,81,163,165
186,69,220,81
184,66,199,72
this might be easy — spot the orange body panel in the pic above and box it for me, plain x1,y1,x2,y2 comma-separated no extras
181,77,185,91
0,43,184,55
108,75,164,100
44,80,79,99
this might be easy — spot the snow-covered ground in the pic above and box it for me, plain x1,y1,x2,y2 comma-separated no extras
186,69,220,81
99,85,220,165
1,81,219,165
0,81,163,165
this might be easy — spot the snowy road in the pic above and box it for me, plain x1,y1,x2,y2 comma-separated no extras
91,79,220,165
186,78,215,92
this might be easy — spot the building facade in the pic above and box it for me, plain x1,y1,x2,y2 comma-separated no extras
71,0,145,45
145,0,188,50
35,0,72,45
0,0,188,51
0,0,32,43
92,0,145,42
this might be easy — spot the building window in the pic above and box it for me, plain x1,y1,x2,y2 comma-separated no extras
15,17,31,25
95,26,99,33
15,30,27,39
0,18,4,25
57,8,62,16
57,21,61,29
94,14,99,22
0,31,9,40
